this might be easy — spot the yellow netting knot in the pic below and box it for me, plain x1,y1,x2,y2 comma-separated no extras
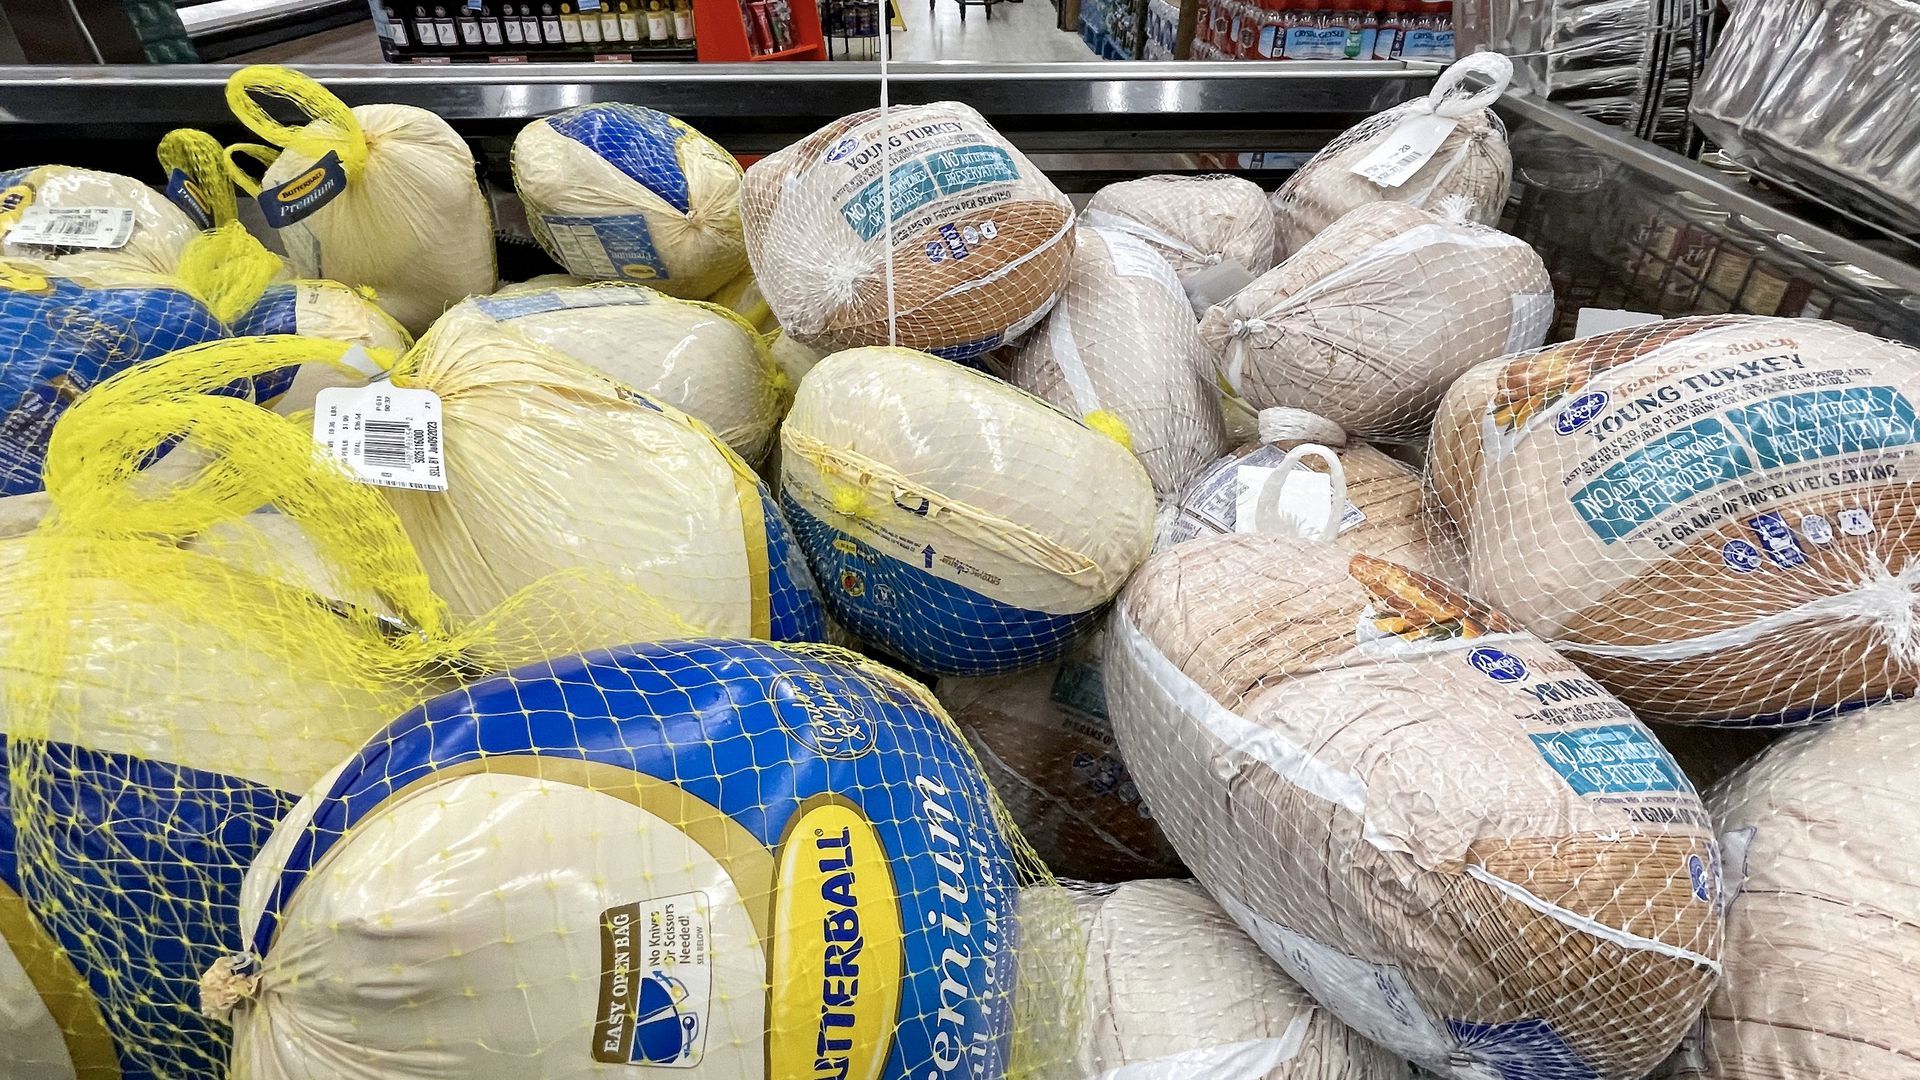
828,482,870,518
1083,409,1134,451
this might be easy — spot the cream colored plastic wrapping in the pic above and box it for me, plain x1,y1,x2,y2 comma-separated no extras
1201,201,1552,445
1010,225,1226,497
1081,174,1276,299
1428,314,1920,725
373,304,823,658
1156,435,1435,574
460,281,787,464
1697,698,1920,1080
935,632,1185,883
513,104,748,299
0,165,199,277
1060,880,1411,1080
225,66,497,335
780,346,1153,676
1269,53,1515,262
1106,532,1722,1080
740,102,1075,362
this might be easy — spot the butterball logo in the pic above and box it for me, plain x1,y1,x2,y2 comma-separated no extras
1555,391,1609,435
775,669,877,759
1467,647,1528,683
825,137,860,162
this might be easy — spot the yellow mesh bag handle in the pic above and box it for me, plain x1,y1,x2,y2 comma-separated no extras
223,142,282,198
174,226,287,325
42,335,451,639
156,127,241,227
224,66,368,180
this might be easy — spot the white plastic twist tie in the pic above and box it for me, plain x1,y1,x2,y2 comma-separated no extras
200,952,263,1020
1202,251,1223,265
1259,407,1348,447
1230,318,1271,337
1249,442,1348,543
1417,51,1514,119
1434,192,1478,223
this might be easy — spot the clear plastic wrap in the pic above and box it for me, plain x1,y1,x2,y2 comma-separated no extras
0,165,199,278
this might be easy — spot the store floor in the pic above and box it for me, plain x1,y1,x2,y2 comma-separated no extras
234,0,1094,62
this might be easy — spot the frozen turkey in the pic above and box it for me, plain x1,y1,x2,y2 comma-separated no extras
741,102,1075,362
1270,53,1514,261
226,65,496,334
1082,174,1276,299
513,104,748,299
1010,224,1227,497
458,281,787,464
1201,201,1552,445
1429,314,1920,725
781,346,1153,676
0,164,200,277
1106,532,1722,1080
1065,880,1411,1079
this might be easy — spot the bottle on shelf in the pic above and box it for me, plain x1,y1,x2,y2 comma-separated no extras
382,5,410,48
599,0,622,41
515,3,539,41
408,4,433,46
539,1,563,40
646,0,671,42
1253,0,1283,60
432,5,458,44
616,1,639,40
580,0,604,43
455,2,483,45
481,2,506,44
559,1,584,41
502,2,525,41
1340,0,1373,58
671,0,694,43
1372,0,1400,56
769,0,793,48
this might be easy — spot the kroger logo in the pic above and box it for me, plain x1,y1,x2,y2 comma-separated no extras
825,137,860,162
1466,647,1528,683
1555,391,1610,435
1688,853,1710,902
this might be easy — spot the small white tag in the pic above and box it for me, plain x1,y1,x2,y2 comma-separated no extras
1573,307,1663,339
1349,113,1459,189
5,206,136,250
1234,466,1364,537
276,343,389,416
1095,226,1186,301
312,380,448,492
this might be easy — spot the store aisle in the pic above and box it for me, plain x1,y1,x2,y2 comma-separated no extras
892,0,1093,60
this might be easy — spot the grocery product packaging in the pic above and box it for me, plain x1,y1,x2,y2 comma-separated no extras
1059,880,1411,1079
366,304,823,656
1156,432,1438,572
1693,698,1920,1079
1270,53,1515,262
936,632,1185,882
781,346,1154,676
706,266,777,331
1106,532,1722,1080
513,103,748,299
1201,201,1552,445
210,638,1079,1080
1009,224,1227,497
224,66,497,335
1429,314,1920,725
741,102,1075,362
768,328,825,387
1081,174,1276,306
0,164,200,277
0,258,226,497
463,281,786,465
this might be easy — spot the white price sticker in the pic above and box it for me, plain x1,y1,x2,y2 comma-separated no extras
313,380,448,492
1572,307,1663,339
5,206,136,250
1348,113,1459,189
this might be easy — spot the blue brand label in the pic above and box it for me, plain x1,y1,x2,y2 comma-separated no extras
1722,539,1763,573
825,136,860,163
1723,386,1920,470
1466,647,1528,683
1398,27,1454,60
1746,512,1806,568
1570,418,1754,542
1688,853,1710,902
839,145,1019,243
257,150,347,229
530,213,670,283
1447,1017,1598,1080
247,639,1023,1080
546,104,697,214
1283,26,1348,59
1,273,226,496
163,167,214,230
1529,724,1687,796
781,494,1097,676
1555,391,1609,435
469,286,657,322
938,223,969,260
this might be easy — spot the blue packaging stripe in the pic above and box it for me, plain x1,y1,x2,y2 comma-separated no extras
530,212,671,284
759,484,828,643
1,735,290,1080
1569,417,1753,542
233,283,301,404
248,639,1022,1080
781,495,1099,677
0,276,227,496
1529,724,1688,795
1725,387,1920,470
1447,1017,1598,1080
546,104,696,215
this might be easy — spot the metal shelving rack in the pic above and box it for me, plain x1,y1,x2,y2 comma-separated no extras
0,61,1913,342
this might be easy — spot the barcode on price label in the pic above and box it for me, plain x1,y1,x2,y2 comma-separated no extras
1348,112,1460,189
313,380,449,492
5,206,136,250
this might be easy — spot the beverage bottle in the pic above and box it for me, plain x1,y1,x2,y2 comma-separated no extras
455,3,482,44
382,5,410,48
672,0,694,42
1255,0,1284,59
408,4,433,45
580,0,603,42
481,2,506,43
1340,0,1372,57
502,1,524,40
1193,0,1211,54
1235,0,1261,57
1386,0,1410,56
647,0,671,40
431,6,458,44
558,2,583,41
